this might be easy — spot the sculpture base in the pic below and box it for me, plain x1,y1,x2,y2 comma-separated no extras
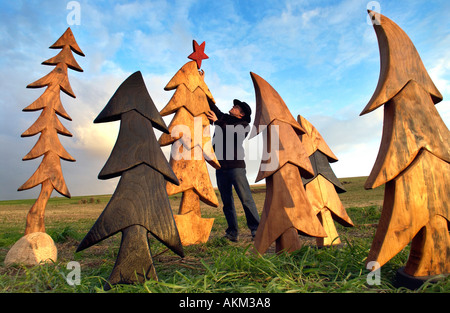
4,232,57,266
395,267,449,289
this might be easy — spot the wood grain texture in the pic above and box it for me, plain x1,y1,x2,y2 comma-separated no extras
305,175,353,246
23,87,72,120
21,101,72,138
249,72,306,139
253,163,327,254
305,175,354,240
22,127,74,162
49,27,85,57
174,211,214,246
316,209,341,246
297,115,338,162
165,146,219,207
159,108,210,149
255,119,313,183
159,109,220,169
173,184,215,246
367,150,449,275
250,72,326,254
106,224,157,288
363,11,449,277
299,117,354,246
158,61,222,245
164,61,215,103
98,110,179,185
19,151,70,197
28,63,75,98
361,10,442,115
405,214,450,276
364,80,449,189
160,84,210,117
305,175,352,227
94,71,169,134
77,72,184,286
22,180,53,234
275,227,303,254
43,45,83,72
77,164,184,257
158,107,196,147
159,63,220,170
19,27,83,235
178,188,201,215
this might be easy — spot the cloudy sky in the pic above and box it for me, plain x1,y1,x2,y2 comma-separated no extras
0,0,449,200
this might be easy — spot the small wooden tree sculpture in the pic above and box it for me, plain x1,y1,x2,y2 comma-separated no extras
250,72,327,254
5,28,84,266
158,41,220,246
362,11,449,285
297,115,354,247
76,71,184,288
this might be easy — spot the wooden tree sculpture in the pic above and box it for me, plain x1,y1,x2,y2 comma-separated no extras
297,115,354,247
76,72,184,288
19,27,84,234
158,41,220,246
5,28,84,266
250,72,327,254
362,11,449,284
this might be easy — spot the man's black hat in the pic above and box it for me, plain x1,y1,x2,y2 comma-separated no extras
233,99,252,123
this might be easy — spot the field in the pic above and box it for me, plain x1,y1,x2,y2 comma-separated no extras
0,176,448,294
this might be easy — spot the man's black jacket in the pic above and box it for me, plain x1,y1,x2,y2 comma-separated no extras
209,101,250,169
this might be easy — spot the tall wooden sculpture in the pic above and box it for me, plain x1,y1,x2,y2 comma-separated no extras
250,72,327,254
298,115,354,246
362,11,449,286
5,28,84,266
158,41,220,246
76,72,184,288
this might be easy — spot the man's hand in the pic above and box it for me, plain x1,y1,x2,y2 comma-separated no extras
206,110,218,123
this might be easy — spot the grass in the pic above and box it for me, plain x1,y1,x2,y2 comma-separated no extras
0,176,449,293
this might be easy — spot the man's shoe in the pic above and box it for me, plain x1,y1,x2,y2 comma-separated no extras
224,233,238,242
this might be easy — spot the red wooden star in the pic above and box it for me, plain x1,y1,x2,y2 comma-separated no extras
188,40,209,69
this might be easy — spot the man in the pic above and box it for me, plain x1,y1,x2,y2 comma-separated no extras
205,99,260,242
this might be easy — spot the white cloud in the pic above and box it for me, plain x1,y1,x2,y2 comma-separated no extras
303,107,383,177
331,141,379,178
436,101,450,127
427,43,450,127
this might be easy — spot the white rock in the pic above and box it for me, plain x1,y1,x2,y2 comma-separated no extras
4,232,57,266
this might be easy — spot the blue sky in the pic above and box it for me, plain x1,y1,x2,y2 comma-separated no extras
0,0,449,200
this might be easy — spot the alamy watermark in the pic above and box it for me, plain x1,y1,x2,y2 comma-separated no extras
168,120,280,172
367,1,381,25
67,1,81,25
65,261,81,286
366,261,381,285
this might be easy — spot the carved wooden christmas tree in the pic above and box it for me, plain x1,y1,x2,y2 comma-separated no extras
20,27,84,234
158,41,220,246
250,72,326,254
76,71,184,288
362,11,449,285
5,28,84,266
298,115,353,246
